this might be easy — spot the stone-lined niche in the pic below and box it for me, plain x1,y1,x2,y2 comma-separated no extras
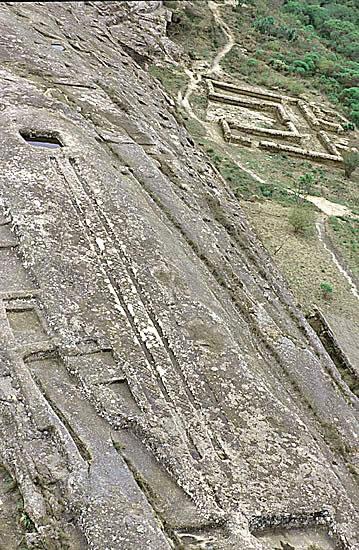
250,512,345,550
19,129,63,149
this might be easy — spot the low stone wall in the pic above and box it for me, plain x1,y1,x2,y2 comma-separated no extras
318,118,343,134
206,79,215,95
259,140,343,164
299,102,344,133
207,79,347,165
209,92,280,116
317,130,340,156
228,120,302,143
311,104,349,125
208,78,296,103
336,143,351,151
221,119,252,146
276,103,291,123
220,119,231,141
285,120,300,135
297,100,320,129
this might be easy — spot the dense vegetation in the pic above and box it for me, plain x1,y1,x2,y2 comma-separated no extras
224,0,359,124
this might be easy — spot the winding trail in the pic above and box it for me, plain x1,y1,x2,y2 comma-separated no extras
316,216,359,300
305,196,356,218
207,0,235,76
178,0,236,115
285,188,357,218
180,68,202,123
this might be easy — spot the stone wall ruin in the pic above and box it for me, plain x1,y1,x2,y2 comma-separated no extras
206,79,353,166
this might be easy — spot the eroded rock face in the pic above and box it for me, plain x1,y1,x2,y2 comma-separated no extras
0,2,357,549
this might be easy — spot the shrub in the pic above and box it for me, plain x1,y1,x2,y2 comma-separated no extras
342,150,359,179
320,281,333,300
254,16,276,35
342,122,355,132
269,58,288,72
341,87,359,104
295,172,316,201
350,109,359,125
288,206,315,235
260,184,274,197
254,16,297,41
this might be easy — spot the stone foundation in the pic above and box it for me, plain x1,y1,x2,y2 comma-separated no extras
206,78,351,165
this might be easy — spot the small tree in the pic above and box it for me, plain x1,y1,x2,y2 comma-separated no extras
320,281,333,300
342,150,359,179
295,172,316,202
254,16,276,35
288,206,314,235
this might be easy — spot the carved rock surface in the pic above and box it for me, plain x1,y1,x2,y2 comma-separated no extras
0,2,358,549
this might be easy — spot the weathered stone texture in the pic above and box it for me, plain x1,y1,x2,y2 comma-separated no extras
0,2,357,549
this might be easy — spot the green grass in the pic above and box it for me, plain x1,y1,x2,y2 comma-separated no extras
289,205,316,236
222,48,306,96
183,116,207,138
234,148,359,210
148,64,188,96
328,216,359,275
190,89,208,119
199,140,264,199
198,139,301,206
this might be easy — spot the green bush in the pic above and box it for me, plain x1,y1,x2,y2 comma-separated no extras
283,2,359,61
202,144,260,199
342,150,359,179
350,109,359,125
288,206,315,235
254,16,276,35
269,58,289,71
260,184,274,197
320,281,333,300
295,172,316,200
254,15,297,41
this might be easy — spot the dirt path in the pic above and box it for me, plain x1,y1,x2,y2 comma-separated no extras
207,1,235,76
179,68,203,123
316,216,359,300
284,188,358,218
179,0,236,115
306,196,356,218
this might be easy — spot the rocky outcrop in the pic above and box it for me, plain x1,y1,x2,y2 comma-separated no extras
0,2,358,549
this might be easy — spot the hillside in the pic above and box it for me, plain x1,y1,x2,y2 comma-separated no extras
166,0,359,123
